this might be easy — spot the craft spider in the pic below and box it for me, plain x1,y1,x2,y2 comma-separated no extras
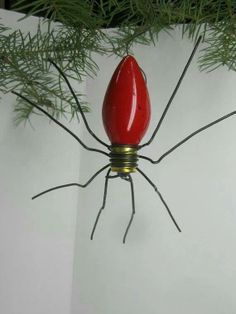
12,36,236,243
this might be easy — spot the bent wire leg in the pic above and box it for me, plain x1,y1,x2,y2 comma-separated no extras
139,36,202,150
32,164,110,199
90,169,111,240
139,110,236,165
12,91,109,157
137,168,181,232
122,174,135,244
48,59,109,149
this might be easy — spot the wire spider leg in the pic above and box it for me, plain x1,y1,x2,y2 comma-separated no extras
32,164,110,200
12,91,109,157
139,110,236,165
90,169,111,240
48,59,110,149
139,36,202,150
137,168,181,232
122,174,135,244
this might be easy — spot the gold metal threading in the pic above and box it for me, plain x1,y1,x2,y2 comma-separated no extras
109,145,138,173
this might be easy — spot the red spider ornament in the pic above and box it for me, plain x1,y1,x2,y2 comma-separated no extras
13,36,236,243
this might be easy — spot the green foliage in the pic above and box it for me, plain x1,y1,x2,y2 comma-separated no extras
1,0,236,123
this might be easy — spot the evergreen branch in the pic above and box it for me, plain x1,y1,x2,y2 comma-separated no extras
199,20,236,71
1,0,236,124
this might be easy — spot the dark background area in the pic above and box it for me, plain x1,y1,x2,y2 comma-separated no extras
0,0,127,28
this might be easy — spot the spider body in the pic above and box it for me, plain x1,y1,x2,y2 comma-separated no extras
103,55,151,148
103,55,150,175
12,36,236,243
109,145,138,174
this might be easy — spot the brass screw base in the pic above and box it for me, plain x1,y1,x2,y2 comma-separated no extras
109,145,138,173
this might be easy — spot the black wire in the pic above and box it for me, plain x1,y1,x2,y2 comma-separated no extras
123,174,135,244
90,171,136,243
139,110,236,164
90,169,111,240
137,168,181,232
12,91,109,157
32,164,110,199
139,36,202,150
48,59,110,149
139,66,147,83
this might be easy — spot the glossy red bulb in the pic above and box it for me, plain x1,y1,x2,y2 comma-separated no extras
102,55,151,146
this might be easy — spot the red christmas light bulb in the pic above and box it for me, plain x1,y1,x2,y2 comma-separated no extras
102,55,151,146
102,55,151,173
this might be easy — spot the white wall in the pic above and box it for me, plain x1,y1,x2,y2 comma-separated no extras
0,10,83,314
1,9,236,314
71,30,236,314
